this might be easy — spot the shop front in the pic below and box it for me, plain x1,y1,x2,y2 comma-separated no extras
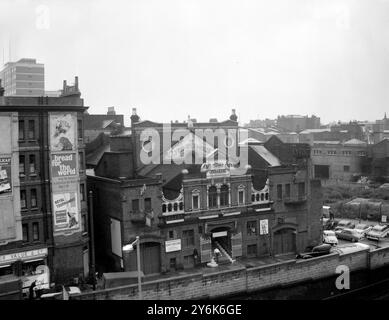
0,247,50,296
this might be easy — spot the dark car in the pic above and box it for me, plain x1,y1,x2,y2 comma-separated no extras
334,220,355,233
296,244,332,259
324,220,339,231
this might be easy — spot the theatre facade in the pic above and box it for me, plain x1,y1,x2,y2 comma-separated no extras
88,112,322,275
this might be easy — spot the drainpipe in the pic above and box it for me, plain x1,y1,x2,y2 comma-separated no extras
89,190,96,290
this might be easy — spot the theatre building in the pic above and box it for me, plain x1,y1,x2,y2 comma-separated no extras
0,79,90,296
87,111,322,276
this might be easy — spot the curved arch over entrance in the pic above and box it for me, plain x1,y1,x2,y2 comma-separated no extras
273,227,297,256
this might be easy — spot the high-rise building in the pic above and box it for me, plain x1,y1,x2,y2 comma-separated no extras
0,58,44,96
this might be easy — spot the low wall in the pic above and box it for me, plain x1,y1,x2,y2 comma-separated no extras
73,246,389,300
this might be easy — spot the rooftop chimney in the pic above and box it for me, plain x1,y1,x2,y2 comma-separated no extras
107,106,116,115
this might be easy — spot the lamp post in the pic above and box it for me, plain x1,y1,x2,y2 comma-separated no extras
122,236,142,300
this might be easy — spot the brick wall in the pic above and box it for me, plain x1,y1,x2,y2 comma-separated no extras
73,246,386,300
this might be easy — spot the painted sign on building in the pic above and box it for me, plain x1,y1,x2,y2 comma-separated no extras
0,248,48,265
52,191,80,233
201,161,234,179
49,113,76,151
165,239,182,253
0,156,12,194
50,153,77,178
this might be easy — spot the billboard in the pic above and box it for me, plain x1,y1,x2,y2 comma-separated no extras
52,191,80,233
0,156,12,194
50,153,77,178
49,113,76,151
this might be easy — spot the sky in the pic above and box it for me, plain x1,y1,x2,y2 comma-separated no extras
1,0,389,126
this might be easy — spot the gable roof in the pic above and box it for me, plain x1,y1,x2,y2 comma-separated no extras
84,114,124,130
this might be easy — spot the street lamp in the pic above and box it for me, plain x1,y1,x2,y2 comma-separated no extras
122,236,142,300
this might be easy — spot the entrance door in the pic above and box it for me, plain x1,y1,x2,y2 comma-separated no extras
140,242,161,275
273,228,296,255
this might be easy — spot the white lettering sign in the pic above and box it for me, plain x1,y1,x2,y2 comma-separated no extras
165,239,181,253
0,248,48,265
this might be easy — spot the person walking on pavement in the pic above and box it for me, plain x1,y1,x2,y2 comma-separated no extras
214,248,221,264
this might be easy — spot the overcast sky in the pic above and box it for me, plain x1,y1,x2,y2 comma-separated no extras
1,0,389,125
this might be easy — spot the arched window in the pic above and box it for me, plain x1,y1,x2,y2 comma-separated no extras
168,203,172,212
162,204,167,213
220,185,229,207
256,194,260,202
261,193,264,201
265,193,269,200
252,194,255,202
208,186,217,208
173,203,178,211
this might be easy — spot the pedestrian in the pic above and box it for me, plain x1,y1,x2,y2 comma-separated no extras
29,281,36,300
214,248,221,263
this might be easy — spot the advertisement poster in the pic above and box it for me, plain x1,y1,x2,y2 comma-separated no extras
50,153,77,178
49,113,76,151
260,219,269,235
0,156,12,194
52,191,80,233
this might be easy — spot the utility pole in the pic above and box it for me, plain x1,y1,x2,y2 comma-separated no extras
89,190,96,290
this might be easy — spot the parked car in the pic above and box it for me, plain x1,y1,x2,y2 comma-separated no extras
39,285,81,300
296,244,332,259
354,223,372,237
336,228,364,242
323,230,338,246
334,220,355,234
366,224,389,241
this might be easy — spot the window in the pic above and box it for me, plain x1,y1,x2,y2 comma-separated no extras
247,221,257,236
247,244,257,256
19,120,24,140
80,184,85,201
327,150,336,155
20,190,27,209
238,190,244,205
168,230,174,239
192,194,199,210
22,224,28,242
169,257,177,270
29,155,36,174
144,198,152,213
131,199,140,212
19,155,25,175
32,223,39,241
285,184,291,198
30,189,37,208
277,184,282,200
182,230,195,247
79,152,84,171
298,182,305,197
82,215,87,233
344,165,350,172
220,185,229,207
28,120,35,139
78,119,83,140
208,186,217,208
